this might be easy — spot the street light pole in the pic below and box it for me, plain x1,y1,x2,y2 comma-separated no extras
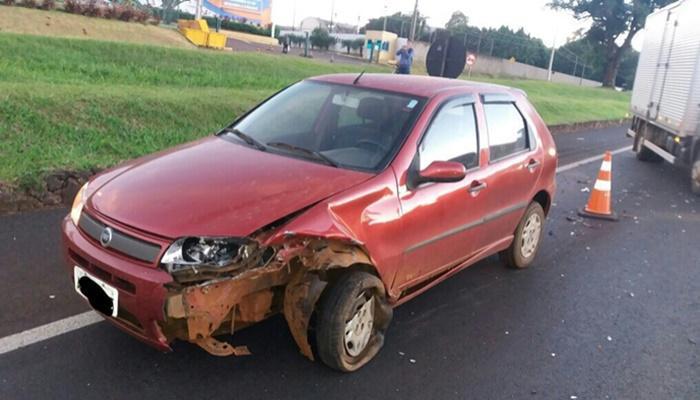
409,0,418,41
547,43,556,82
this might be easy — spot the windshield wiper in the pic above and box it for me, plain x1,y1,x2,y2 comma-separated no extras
266,141,339,168
223,128,266,151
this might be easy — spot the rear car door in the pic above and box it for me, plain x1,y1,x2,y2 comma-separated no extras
470,93,545,248
395,96,492,289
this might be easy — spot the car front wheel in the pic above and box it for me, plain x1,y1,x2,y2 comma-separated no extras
315,271,392,372
500,202,545,269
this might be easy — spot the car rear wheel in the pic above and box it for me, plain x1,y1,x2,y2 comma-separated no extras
500,202,545,269
315,271,392,372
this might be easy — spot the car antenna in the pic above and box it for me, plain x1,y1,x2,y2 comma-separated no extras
353,70,366,85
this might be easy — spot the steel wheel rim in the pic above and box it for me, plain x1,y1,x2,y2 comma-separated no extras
520,213,542,259
344,293,375,357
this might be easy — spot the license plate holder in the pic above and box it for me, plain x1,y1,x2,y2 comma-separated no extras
74,266,119,317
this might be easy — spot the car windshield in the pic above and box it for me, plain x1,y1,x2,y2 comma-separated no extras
226,80,424,172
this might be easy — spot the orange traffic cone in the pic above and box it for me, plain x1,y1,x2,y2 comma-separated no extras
579,151,618,221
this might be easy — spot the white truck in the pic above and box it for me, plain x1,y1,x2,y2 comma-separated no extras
628,0,700,194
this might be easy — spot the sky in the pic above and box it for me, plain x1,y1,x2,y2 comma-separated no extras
271,0,646,50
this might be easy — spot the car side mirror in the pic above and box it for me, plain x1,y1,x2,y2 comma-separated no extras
417,161,467,184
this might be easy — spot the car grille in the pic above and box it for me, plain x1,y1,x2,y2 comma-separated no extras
78,212,162,264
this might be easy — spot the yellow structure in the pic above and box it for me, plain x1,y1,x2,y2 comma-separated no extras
364,30,398,63
177,19,227,50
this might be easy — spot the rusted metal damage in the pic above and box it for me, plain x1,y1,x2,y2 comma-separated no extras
163,237,375,359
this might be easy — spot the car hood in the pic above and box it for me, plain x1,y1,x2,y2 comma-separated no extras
87,136,372,239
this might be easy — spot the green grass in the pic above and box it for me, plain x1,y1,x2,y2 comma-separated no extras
0,31,630,187
473,77,631,126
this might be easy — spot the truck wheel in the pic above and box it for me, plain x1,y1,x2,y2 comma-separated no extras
637,146,663,162
500,202,545,269
316,271,392,372
692,160,700,196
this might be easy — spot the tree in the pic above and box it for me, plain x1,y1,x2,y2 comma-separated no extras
363,12,427,39
445,11,468,33
159,0,187,23
549,0,673,87
341,39,353,54
310,28,335,50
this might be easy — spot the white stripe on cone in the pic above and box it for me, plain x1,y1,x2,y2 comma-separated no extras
594,180,611,192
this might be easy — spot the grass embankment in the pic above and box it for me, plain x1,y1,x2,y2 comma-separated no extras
0,22,630,187
477,77,631,126
0,32,388,186
0,6,192,48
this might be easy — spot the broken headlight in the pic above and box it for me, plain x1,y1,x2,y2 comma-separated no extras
161,237,245,273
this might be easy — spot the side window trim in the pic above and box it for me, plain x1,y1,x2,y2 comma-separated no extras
481,96,533,164
416,95,480,171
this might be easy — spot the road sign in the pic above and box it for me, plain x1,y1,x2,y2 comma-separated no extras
466,53,476,66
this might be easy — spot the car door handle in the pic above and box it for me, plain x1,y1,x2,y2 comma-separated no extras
468,180,487,194
526,159,541,171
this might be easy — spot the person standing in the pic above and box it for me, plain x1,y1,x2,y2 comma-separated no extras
395,42,414,75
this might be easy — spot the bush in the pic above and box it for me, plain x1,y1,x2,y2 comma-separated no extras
118,6,135,21
22,0,37,8
133,8,150,23
40,0,55,10
83,0,103,17
3,0,16,5
64,0,82,14
103,4,119,19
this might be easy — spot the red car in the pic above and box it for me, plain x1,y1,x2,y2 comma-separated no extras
62,74,557,371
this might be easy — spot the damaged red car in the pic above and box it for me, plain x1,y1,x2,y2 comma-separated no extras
62,74,557,372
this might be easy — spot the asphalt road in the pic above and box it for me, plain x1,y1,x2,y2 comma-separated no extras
1,125,698,399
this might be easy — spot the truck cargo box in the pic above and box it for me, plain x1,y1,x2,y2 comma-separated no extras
630,0,700,138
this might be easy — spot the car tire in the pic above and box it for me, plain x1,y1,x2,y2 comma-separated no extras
500,202,545,269
315,271,392,372
691,160,700,196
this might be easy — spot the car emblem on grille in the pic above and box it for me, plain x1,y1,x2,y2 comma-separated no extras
100,227,113,247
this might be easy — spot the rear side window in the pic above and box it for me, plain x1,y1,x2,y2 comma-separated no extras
484,103,529,161
419,100,479,170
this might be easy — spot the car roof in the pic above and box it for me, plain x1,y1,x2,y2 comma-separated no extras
309,73,519,99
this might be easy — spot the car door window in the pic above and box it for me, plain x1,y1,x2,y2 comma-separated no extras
419,100,479,170
483,103,529,161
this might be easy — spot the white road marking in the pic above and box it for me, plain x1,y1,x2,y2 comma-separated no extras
556,146,632,174
0,144,635,355
0,311,102,356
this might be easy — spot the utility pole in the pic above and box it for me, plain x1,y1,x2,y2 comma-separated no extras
382,1,388,31
409,0,418,41
330,0,335,33
580,64,586,86
292,0,297,31
547,45,556,82
194,0,201,19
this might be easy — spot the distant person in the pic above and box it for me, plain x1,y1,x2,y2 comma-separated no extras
395,43,414,75
282,37,289,54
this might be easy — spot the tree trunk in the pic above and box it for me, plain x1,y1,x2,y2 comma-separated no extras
602,44,627,87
